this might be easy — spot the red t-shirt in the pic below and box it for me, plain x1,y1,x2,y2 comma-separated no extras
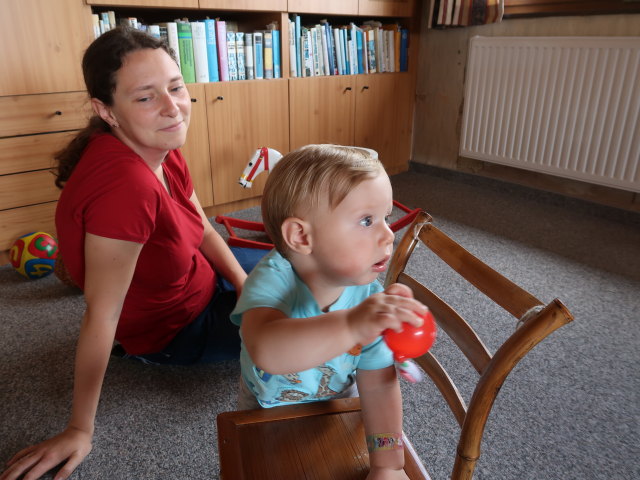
55,133,215,354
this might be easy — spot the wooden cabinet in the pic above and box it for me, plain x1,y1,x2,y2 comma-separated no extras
0,0,94,97
205,80,290,206
0,0,419,258
182,84,214,207
354,73,413,174
290,73,412,174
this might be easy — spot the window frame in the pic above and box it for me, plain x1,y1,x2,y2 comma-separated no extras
504,0,640,18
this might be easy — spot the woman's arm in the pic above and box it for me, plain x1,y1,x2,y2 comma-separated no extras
189,191,247,294
357,367,408,480
1,234,142,480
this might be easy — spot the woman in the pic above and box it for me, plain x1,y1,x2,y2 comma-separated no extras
1,27,247,480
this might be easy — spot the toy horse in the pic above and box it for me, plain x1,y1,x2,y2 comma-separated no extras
238,147,283,188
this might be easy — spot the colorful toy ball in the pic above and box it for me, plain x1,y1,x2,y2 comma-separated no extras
384,310,438,362
9,231,58,280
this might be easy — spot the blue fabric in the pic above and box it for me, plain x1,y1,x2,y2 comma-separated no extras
231,250,394,408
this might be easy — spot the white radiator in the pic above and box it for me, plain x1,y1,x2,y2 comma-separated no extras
460,36,640,193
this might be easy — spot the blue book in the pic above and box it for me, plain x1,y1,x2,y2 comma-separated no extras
400,28,409,72
356,29,364,74
204,19,219,82
321,21,335,75
253,31,264,79
272,29,281,78
294,15,301,77
340,28,349,75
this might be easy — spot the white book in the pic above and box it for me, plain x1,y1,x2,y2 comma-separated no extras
386,30,395,73
288,19,297,77
160,22,180,68
333,28,343,76
244,33,254,80
226,31,238,81
236,32,246,80
191,22,209,83
319,25,330,76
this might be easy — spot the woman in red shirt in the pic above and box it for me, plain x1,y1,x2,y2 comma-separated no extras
2,27,248,480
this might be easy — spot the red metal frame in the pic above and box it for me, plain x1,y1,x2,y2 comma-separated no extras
215,200,420,250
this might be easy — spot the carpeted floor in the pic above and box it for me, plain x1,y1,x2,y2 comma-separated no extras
1,166,638,479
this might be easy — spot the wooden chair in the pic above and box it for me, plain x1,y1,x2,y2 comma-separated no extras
217,211,574,479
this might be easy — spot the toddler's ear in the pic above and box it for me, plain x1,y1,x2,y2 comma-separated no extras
282,217,312,255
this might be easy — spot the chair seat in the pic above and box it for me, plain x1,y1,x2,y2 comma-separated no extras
217,397,428,480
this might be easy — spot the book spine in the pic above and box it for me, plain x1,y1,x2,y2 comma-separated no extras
288,19,297,77
204,19,219,82
216,20,229,82
400,28,408,71
367,29,376,73
356,28,364,74
294,15,302,78
245,33,254,80
236,32,246,80
263,31,273,79
253,32,264,79
272,29,280,79
177,22,196,83
191,22,209,83
226,31,238,81
163,22,180,68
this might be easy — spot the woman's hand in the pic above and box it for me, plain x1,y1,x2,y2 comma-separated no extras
1,426,92,480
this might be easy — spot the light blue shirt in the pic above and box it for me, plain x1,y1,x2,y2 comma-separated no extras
231,250,394,408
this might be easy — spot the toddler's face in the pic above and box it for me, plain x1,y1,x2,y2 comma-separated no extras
308,171,395,288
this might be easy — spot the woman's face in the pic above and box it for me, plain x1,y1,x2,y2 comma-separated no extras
106,48,191,163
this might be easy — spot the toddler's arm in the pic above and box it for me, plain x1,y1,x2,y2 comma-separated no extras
357,366,409,480
240,283,426,374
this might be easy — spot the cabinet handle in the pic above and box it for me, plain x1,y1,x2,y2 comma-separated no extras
344,87,352,92
216,96,224,101
362,86,370,91
191,98,197,103
54,110,62,116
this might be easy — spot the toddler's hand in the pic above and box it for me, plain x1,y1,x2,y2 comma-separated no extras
346,283,427,346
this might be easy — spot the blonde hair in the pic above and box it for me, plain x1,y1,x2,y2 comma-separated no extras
262,144,385,255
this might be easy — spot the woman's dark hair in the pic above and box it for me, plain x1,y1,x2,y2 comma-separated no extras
54,27,175,189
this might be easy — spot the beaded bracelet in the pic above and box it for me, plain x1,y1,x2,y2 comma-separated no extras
366,433,404,452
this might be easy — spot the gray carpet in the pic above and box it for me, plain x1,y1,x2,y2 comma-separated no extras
1,166,638,479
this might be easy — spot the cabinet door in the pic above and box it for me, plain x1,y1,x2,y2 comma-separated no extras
205,80,289,206
289,76,356,151
288,0,358,15
181,84,214,207
0,0,94,96
358,0,415,17
354,73,413,174
198,0,286,11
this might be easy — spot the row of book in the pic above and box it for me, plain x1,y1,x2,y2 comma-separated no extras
288,16,409,77
92,11,408,83
93,12,281,83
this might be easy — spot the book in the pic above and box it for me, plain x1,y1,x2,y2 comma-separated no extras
160,22,180,67
253,31,264,79
263,31,273,79
320,20,336,76
271,28,281,78
176,22,196,83
91,14,100,38
333,27,343,75
400,28,409,71
294,15,302,77
226,31,238,81
216,20,229,82
245,33,254,80
148,24,161,38
365,28,376,73
236,32,246,80
288,19,297,77
310,27,320,76
355,27,364,74
320,24,330,76
204,19,219,82
191,21,209,83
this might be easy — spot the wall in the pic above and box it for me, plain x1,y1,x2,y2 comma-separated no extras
412,13,640,212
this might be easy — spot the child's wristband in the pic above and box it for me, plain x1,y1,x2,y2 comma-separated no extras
366,433,404,452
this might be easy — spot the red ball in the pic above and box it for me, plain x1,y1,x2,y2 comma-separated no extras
384,310,437,362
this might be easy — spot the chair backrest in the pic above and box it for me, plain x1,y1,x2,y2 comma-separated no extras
385,211,574,479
